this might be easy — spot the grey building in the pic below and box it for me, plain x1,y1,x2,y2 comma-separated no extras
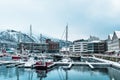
87,41,107,54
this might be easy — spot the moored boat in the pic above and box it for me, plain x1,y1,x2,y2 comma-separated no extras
12,55,21,60
34,60,54,70
12,54,28,61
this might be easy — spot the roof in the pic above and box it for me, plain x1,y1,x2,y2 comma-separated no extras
90,40,101,43
115,31,120,38
108,34,113,40
73,39,88,43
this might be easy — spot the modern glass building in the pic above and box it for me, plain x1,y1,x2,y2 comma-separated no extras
87,41,107,54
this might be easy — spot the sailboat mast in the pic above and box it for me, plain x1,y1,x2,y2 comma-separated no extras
66,24,68,44
40,34,42,43
30,24,32,38
66,24,68,53
30,24,32,53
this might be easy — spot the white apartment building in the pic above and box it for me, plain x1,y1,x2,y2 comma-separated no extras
69,44,74,52
69,40,88,53
107,31,120,54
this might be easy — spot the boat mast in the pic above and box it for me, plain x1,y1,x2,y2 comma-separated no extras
19,31,23,54
40,34,43,53
65,24,68,80
30,24,32,53
30,24,32,38
66,24,68,54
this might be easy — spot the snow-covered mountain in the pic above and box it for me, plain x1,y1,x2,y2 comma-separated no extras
0,30,72,49
0,30,36,43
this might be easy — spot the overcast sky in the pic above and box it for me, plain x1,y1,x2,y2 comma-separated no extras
0,0,120,41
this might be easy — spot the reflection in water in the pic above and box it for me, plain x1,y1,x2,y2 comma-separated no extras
0,65,120,80
108,67,120,80
16,67,19,80
0,66,34,80
36,70,47,80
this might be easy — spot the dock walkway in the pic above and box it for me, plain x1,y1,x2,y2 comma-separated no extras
1,57,119,69
62,62,72,69
54,61,111,67
86,61,94,69
92,57,120,69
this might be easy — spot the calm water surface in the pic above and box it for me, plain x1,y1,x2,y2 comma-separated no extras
0,65,113,80
0,56,119,80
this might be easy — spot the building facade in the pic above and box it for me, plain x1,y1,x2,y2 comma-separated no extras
69,39,88,54
107,31,120,54
87,41,107,53
18,42,48,53
46,39,59,53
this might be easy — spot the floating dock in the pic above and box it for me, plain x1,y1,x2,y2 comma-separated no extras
62,62,72,69
1,56,120,70
86,61,94,69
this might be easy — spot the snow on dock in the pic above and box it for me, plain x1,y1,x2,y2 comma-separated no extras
62,62,72,69
92,57,120,68
6,64,16,68
54,62,111,66
1,56,120,69
86,61,94,69
0,57,36,68
47,63,56,69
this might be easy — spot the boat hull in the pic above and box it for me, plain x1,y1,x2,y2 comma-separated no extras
34,65,47,70
34,61,53,70
12,56,21,60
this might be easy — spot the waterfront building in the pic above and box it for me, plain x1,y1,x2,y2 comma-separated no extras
87,36,107,54
69,44,74,53
69,36,107,54
46,39,59,53
69,39,88,54
87,40,107,54
18,42,48,53
0,41,17,50
107,34,114,53
107,31,120,54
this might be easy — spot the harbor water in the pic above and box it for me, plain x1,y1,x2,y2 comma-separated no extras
0,65,119,80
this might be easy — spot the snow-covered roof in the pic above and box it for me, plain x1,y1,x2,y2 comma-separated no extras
115,31,120,38
90,40,101,43
108,34,113,40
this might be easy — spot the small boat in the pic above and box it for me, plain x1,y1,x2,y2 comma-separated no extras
34,59,54,70
12,54,28,61
61,57,72,63
12,55,21,60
